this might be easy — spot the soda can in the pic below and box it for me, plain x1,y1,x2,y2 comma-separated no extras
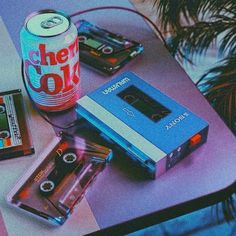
21,9,80,112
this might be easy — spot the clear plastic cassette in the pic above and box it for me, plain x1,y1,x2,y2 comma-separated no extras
76,20,144,75
7,132,113,225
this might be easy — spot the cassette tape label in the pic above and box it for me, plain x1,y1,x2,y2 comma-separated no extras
0,89,34,159
0,94,22,149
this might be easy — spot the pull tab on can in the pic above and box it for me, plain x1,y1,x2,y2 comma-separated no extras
41,16,63,29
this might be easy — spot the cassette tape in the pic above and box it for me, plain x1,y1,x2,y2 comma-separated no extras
76,71,209,178
7,132,113,225
0,89,34,160
76,20,144,75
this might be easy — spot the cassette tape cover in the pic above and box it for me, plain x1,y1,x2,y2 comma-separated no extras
7,133,113,225
76,20,144,75
0,89,34,160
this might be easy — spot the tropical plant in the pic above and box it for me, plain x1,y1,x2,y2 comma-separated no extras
151,0,236,135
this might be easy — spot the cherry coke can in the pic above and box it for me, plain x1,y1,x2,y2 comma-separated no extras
21,9,80,112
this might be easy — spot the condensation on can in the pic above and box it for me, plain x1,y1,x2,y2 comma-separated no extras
21,9,80,112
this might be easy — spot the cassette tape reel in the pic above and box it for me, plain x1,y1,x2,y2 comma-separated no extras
7,133,113,225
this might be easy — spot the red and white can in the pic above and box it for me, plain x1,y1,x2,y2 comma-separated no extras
21,9,80,112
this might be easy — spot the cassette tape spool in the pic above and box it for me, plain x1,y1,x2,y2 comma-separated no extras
76,20,144,74
0,89,34,160
7,133,113,225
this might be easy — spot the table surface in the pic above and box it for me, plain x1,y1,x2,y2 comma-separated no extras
0,0,235,235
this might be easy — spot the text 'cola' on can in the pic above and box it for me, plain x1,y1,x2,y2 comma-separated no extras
21,9,80,112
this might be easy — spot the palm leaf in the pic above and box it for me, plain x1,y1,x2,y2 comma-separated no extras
198,55,236,134
152,0,236,59
153,0,234,31
167,11,236,60
217,13,236,56
167,20,226,59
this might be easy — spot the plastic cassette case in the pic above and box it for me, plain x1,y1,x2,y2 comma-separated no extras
0,89,34,160
7,132,113,225
76,20,144,75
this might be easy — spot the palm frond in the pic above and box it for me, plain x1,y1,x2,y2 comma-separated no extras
153,0,234,31
198,55,236,133
167,11,236,60
167,20,226,59
217,13,236,56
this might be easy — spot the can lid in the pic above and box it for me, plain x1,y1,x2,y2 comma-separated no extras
25,9,71,37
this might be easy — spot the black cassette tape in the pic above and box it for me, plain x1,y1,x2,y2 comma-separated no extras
76,20,144,75
7,132,113,225
0,89,34,160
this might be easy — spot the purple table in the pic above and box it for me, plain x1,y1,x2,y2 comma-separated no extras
0,0,235,235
